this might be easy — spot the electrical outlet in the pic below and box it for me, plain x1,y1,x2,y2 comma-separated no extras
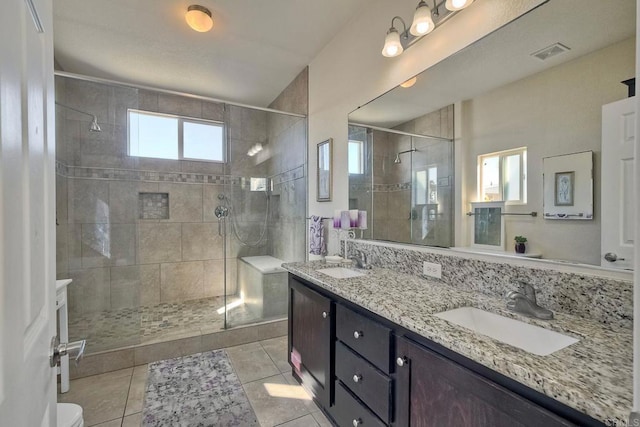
423,261,442,279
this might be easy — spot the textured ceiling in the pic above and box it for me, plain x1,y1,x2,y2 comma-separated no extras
349,0,637,128
53,0,369,107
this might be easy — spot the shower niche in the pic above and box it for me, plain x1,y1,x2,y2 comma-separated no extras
139,193,170,219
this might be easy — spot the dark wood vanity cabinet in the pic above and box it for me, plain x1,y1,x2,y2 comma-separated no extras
394,337,576,427
288,276,333,408
334,304,393,425
288,274,598,427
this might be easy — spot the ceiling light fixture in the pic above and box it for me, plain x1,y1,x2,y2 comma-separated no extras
382,0,467,58
186,5,213,33
445,0,474,11
400,77,417,88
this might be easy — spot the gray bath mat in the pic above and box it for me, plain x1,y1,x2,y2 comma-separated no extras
142,349,259,427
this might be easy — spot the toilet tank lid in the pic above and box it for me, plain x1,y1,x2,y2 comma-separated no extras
57,403,83,424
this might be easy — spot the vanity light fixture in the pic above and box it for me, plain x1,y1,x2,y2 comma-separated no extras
381,17,406,57
382,0,468,58
186,5,214,33
410,1,435,36
445,0,474,11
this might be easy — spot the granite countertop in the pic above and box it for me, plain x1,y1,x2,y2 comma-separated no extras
283,261,632,425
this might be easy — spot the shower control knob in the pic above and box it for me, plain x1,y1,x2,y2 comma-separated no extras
322,311,328,319
353,331,363,339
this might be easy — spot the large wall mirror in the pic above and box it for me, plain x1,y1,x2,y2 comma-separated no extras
348,0,635,268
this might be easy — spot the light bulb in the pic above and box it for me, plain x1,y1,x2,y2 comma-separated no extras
382,28,403,58
410,1,435,36
445,0,474,11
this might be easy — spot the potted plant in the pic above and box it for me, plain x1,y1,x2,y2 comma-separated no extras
514,236,527,254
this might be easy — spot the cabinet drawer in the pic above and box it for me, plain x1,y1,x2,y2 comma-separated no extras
336,304,391,374
335,342,391,424
333,381,386,427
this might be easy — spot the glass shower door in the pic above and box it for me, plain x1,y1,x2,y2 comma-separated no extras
410,135,454,247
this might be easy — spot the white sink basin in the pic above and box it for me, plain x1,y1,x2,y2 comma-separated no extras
316,267,366,279
434,307,579,356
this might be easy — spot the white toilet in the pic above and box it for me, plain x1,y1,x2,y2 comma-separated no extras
57,403,84,427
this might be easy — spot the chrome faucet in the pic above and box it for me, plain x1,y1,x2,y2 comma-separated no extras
506,281,554,320
350,249,372,269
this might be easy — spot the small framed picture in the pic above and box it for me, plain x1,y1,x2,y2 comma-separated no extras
317,138,332,202
554,171,574,206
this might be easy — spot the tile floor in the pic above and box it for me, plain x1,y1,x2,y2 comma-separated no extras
69,295,284,353
58,335,333,427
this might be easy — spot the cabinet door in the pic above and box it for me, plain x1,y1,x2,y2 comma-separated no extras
395,337,575,427
289,277,332,407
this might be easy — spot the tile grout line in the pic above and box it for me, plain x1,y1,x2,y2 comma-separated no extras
225,348,263,426
272,413,320,427
121,369,135,424
259,339,286,374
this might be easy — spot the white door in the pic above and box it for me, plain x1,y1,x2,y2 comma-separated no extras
0,0,57,426
601,97,635,270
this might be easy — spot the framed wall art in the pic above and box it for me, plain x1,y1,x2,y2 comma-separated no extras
543,151,593,220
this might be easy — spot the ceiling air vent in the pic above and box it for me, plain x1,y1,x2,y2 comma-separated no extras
530,43,571,61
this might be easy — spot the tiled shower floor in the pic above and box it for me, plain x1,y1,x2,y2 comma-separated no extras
68,296,280,353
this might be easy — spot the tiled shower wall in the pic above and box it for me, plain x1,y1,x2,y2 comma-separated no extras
349,105,453,246
56,70,308,318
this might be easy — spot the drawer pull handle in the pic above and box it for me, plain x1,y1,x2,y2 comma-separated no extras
353,330,363,339
353,418,362,427
352,374,362,383
397,356,407,367
322,311,328,319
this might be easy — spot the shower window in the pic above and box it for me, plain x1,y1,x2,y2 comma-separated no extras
128,109,225,162
348,140,364,175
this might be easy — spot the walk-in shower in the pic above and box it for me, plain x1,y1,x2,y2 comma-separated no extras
55,73,308,356
348,113,454,247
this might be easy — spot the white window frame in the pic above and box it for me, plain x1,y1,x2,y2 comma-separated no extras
127,109,226,163
478,147,527,205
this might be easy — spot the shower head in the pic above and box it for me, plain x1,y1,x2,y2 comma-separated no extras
394,148,417,164
90,116,101,132
56,102,102,133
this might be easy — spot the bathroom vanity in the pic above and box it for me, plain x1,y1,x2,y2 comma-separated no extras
285,261,631,427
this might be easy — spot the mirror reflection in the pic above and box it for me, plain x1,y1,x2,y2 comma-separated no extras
348,0,635,267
